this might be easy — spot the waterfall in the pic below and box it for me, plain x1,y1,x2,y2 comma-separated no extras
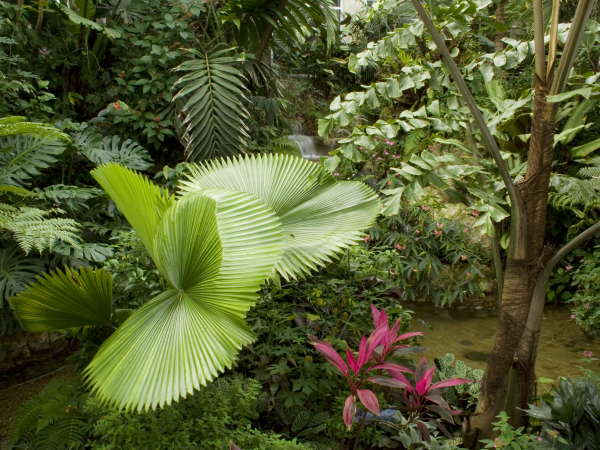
288,135,319,161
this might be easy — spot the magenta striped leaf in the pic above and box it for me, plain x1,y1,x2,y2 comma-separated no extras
357,389,380,416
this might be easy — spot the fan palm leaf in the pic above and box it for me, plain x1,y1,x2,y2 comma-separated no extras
173,47,248,162
180,154,382,280
10,267,113,332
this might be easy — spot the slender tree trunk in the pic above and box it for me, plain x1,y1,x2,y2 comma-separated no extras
494,0,506,52
255,0,290,60
35,1,44,33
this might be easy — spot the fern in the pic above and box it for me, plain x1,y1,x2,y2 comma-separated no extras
0,134,67,186
0,116,70,141
0,204,82,254
173,46,249,161
0,246,43,307
403,129,428,157
8,378,89,449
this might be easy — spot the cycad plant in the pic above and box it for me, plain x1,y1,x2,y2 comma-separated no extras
11,155,380,412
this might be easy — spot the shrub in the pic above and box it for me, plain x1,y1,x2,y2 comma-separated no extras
85,376,307,450
524,378,600,449
567,249,600,333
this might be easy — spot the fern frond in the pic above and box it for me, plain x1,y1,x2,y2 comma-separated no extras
8,378,88,449
0,205,82,254
0,117,70,141
403,129,428,156
173,46,249,162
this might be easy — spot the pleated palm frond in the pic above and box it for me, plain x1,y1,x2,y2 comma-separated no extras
0,134,68,186
231,0,339,52
10,267,113,332
173,47,248,162
10,163,283,411
86,164,283,411
180,154,382,280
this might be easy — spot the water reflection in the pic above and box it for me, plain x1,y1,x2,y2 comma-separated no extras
406,303,599,381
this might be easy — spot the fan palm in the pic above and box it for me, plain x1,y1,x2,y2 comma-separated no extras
180,154,382,280
11,156,380,411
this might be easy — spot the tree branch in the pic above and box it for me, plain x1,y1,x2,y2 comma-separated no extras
550,0,595,95
532,0,546,83
408,0,527,259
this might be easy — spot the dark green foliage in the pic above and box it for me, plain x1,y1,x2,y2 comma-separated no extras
85,377,308,450
7,378,90,450
524,378,600,449
566,248,600,333
433,353,484,410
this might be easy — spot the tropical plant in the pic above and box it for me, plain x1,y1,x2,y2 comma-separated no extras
480,412,542,449
433,353,484,409
309,304,422,430
173,47,249,162
10,156,380,411
0,204,82,254
0,246,43,307
7,378,90,450
79,134,154,171
0,128,69,187
568,248,600,332
524,378,600,449
180,154,382,280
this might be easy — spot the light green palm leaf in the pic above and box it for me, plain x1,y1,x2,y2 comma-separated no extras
10,267,113,332
91,163,174,259
84,186,282,411
180,154,381,279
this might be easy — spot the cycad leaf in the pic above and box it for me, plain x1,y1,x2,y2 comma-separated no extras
180,154,381,280
173,47,248,162
85,189,282,411
0,117,70,141
91,163,174,259
10,267,113,332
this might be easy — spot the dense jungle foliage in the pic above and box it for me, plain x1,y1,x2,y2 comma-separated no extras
2,0,600,447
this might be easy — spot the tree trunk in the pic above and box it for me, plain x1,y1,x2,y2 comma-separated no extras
255,0,290,60
462,82,558,450
494,0,506,52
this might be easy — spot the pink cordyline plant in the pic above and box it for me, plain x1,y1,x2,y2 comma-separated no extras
309,305,423,430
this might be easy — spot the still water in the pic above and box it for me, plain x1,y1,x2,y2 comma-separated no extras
407,303,599,382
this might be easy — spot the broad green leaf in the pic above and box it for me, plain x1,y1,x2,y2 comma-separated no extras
180,154,381,280
92,163,174,259
86,189,283,411
547,87,594,103
571,137,600,157
434,138,472,153
11,267,113,332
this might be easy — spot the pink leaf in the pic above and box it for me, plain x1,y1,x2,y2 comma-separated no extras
369,375,411,390
366,362,413,375
368,323,389,350
370,304,381,327
388,369,414,392
230,442,241,450
415,355,428,382
425,394,450,410
379,309,388,327
357,336,369,368
421,367,435,392
312,341,349,376
390,319,401,341
343,395,356,430
357,389,380,416
416,378,428,396
346,347,358,373
429,378,472,390
393,331,425,343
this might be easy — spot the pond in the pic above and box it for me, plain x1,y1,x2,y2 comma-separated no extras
407,303,599,384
